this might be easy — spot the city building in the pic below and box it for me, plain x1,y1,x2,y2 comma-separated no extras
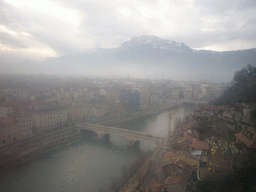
26,104,67,132
0,117,19,144
120,89,141,112
67,102,90,123
11,110,33,139
164,175,187,192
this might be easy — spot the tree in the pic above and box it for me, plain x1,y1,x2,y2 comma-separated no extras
251,109,256,126
233,67,248,84
214,64,256,105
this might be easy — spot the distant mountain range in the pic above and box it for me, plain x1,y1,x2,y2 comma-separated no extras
3,36,256,82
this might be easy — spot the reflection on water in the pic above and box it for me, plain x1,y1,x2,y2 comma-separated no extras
0,107,192,192
0,139,139,192
120,107,187,137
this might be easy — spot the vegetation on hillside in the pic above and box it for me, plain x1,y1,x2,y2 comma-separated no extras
214,64,256,105
197,163,256,192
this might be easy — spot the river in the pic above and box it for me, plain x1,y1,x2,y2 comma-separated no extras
0,106,193,192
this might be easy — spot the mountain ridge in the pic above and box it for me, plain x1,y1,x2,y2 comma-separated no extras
1,36,256,82
39,36,256,81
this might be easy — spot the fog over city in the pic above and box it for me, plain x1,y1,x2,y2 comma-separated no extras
1,1,256,192
1,0,256,81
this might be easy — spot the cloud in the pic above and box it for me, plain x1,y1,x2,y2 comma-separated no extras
0,1,17,25
0,0,256,60
194,0,256,14
0,32,28,48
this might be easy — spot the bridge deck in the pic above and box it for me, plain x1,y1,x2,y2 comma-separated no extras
78,123,165,142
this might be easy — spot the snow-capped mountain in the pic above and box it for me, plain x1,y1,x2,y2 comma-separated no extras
9,36,256,82
121,36,191,53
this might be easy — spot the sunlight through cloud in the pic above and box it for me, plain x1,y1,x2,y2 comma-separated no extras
0,25,17,36
4,0,81,26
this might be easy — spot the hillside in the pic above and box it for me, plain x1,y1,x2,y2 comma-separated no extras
214,64,256,105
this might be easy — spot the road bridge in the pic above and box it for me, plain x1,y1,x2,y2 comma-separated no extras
77,123,165,147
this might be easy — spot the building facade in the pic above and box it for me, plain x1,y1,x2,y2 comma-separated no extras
0,118,19,144
27,104,67,132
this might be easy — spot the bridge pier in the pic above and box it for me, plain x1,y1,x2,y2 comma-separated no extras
127,139,140,148
80,128,110,141
79,124,164,145
97,132,105,139
97,133,110,141
93,130,110,141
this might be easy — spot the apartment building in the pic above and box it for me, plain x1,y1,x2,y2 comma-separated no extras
0,117,19,144
27,104,67,132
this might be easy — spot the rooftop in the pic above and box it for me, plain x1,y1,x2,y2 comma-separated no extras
191,140,209,150
163,152,175,159
165,175,186,185
0,117,18,125
235,128,256,148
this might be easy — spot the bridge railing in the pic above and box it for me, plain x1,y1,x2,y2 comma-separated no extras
78,123,166,141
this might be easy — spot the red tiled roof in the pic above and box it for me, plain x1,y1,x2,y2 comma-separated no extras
0,117,18,125
1,101,12,108
191,140,209,150
163,158,193,178
183,130,200,139
165,175,186,185
1,99,42,109
1,100,23,108
163,152,175,159
179,136,191,142
174,151,187,156
147,179,159,187
193,131,200,138
167,157,179,164
183,131,194,141
155,168,163,174
182,122,194,130
174,151,199,160
235,128,256,148
11,109,32,117
147,184,163,192
174,126,182,133
174,136,193,146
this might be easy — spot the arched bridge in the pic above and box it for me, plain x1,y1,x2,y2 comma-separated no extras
77,123,165,147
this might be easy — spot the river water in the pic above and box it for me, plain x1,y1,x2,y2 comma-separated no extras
0,107,193,192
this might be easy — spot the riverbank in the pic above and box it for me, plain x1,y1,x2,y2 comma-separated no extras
0,104,180,170
0,130,81,173
0,106,190,192
116,141,166,192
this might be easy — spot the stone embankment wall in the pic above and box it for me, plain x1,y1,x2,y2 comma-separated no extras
0,127,80,171
0,104,177,172
116,141,165,192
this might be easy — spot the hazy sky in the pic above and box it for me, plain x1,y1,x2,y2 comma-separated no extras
1,0,256,60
